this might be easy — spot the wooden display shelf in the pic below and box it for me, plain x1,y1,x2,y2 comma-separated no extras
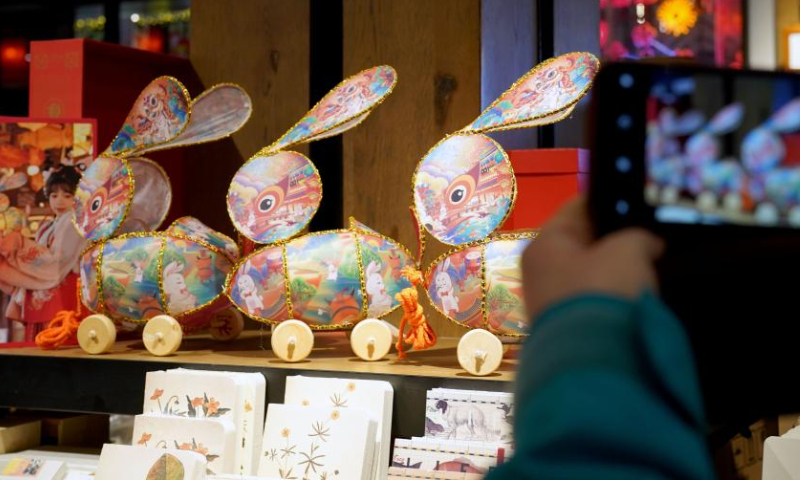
0,332,518,439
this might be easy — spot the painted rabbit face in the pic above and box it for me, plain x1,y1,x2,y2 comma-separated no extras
435,270,452,292
228,151,322,244
414,134,515,245
237,274,256,293
74,156,132,241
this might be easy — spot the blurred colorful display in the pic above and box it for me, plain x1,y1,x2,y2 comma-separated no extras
600,0,743,68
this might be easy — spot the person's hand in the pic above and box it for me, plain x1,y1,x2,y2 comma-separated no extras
522,195,665,318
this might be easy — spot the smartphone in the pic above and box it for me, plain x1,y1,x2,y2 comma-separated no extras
590,62,800,426
591,62,800,242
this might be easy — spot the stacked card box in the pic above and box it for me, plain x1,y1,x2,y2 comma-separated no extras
138,369,267,476
387,467,483,480
390,388,515,479
392,437,511,474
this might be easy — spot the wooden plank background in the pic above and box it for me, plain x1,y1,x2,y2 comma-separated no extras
188,0,311,235
342,0,482,337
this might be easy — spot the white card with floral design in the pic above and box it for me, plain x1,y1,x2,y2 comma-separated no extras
258,404,377,480
133,413,236,475
169,368,267,475
283,376,392,480
143,369,266,475
96,444,207,480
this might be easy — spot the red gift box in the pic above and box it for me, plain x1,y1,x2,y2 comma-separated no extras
503,148,590,230
28,39,202,224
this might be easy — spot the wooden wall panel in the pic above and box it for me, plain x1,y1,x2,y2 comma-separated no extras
188,0,310,235
343,0,481,337
776,0,800,69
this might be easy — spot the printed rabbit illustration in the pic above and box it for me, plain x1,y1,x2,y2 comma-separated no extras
434,259,459,317
237,262,264,315
163,261,197,313
366,260,393,317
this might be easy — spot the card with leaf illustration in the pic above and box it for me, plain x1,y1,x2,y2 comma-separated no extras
283,376,392,480
258,404,377,480
143,369,266,476
133,413,236,475
424,389,514,445
96,444,207,480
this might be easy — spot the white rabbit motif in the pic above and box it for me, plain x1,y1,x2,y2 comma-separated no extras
365,260,392,317
237,261,264,314
435,259,459,316
163,261,197,313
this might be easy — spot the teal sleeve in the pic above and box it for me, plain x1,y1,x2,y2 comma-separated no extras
485,292,715,480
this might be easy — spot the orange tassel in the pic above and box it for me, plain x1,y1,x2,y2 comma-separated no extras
35,309,81,349
394,265,436,359
35,280,84,350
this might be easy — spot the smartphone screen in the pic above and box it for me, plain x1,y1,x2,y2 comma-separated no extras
645,71,800,227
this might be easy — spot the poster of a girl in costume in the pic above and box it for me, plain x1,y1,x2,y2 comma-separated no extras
0,166,88,342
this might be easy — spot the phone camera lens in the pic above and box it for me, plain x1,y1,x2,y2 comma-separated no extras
615,156,631,173
617,115,632,130
615,200,630,215
619,73,634,88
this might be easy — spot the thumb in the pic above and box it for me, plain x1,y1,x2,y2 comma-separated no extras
597,228,666,262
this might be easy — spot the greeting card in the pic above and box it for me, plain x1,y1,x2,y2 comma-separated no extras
95,444,207,480
283,376,392,480
133,413,236,475
258,404,377,480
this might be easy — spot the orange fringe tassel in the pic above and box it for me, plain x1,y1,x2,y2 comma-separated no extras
394,266,436,359
35,281,83,350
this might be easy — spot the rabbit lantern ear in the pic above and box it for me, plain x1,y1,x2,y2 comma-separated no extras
263,65,397,154
769,97,800,133
463,52,599,134
104,77,191,157
707,102,744,135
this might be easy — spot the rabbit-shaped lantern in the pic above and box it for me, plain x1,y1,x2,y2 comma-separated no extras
38,77,253,356
683,102,745,212
224,66,418,362
412,52,599,375
742,97,800,225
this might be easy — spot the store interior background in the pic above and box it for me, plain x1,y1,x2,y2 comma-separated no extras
0,0,790,335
